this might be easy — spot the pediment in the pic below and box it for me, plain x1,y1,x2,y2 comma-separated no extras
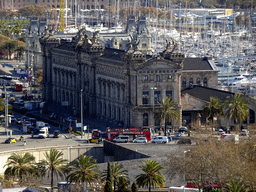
134,57,182,70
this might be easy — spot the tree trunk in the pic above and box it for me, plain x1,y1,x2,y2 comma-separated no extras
164,119,167,136
51,168,54,192
149,185,151,192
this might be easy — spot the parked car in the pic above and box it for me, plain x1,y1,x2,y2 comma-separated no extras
151,136,168,144
113,136,129,143
50,113,58,119
5,137,16,144
133,137,147,143
217,129,225,135
241,129,249,136
179,126,188,132
53,130,61,138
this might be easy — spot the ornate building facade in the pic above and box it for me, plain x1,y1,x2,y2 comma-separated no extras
40,28,218,128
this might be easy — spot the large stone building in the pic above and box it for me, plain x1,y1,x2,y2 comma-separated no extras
40,27,218,128
1,0,134,12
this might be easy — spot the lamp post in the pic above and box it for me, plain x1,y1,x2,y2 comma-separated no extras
4,84,8,134
81,89,83,139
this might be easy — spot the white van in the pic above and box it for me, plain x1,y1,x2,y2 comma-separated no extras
113,135,129,143
151,136,168,144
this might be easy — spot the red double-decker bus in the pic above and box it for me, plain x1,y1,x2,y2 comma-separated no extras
15,84,23,91
105,127,152,142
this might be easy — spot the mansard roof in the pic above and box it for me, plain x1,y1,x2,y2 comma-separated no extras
181,85,234,102
100,47,126,61
182,57,215,71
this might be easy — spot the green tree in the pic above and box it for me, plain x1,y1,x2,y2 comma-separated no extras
224,93,249,129
102,162,128,191
0,20,7,34
4,152,35,184
131,182,138,192
155,98,179,136
117,176,130,192
39,148,67,191
136,160,165,192
226,179,249,192
104,162,113,192
202,97,223,131
1,41,16,59
67,155,99,190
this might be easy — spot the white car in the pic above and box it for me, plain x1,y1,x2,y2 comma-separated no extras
133,137,147,143
217,129,225,135
151,136,168,144
241,129,249,136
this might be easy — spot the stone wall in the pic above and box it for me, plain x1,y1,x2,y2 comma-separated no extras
0,145,104,175
103,140,150,161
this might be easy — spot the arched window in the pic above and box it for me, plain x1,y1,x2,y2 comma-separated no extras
91,5,95,9
182,78,186,88
87,5,90,9
143,113,148,126
196,78,201,85
203,78,207,87
189,78,193,86
101,5,104,9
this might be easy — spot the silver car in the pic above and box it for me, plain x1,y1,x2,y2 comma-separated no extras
133,137,147,143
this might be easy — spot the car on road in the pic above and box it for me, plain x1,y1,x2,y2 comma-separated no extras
32,89,38,93
133,137,147,143
5,137,16,144
50,113,58,120
179,126,188,132
241,129,249,136
151,136,168,144
15,118,22,124
217,129,225,135
53,130,61,138
113,136,129,143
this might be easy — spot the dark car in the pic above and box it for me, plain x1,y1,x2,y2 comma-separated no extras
50,113,58,120
32,89,38,93
5,137,16,144
53,130,61,138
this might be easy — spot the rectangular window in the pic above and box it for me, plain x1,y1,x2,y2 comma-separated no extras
166,90,172,100
142,91,149,105
156,75,160,82
143,75,148,81
154,91,161,104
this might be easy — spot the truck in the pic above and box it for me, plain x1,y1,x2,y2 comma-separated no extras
32,127,49,139
36,121,50,130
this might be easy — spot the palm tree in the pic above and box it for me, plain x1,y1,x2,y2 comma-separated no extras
226,179,248,192
202,97,223,131
155,98,179,136
136,159,165,192
224,94,249,130
102,162,128,191
4,152,35,184
67,155,99,190
39,148,67,191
